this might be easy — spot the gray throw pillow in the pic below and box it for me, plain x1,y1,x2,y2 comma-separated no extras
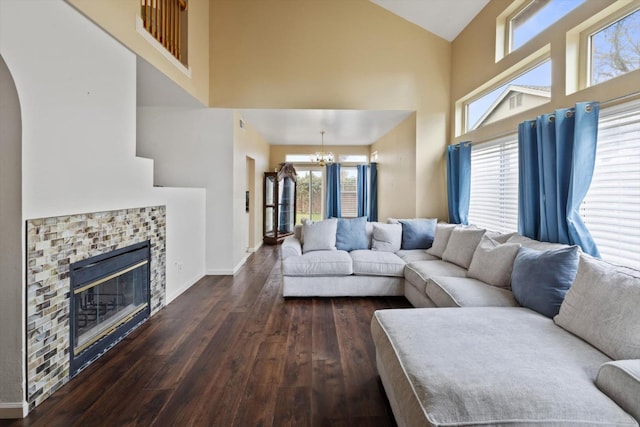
371,223,402,252
467,235,521,288
441,227,486,269
302,218,338,253
554,255,640,360
426,223,456,258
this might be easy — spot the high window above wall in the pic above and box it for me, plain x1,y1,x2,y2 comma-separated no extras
464,58,551,133
138,0,189,69
497,0,584,59
566,1,640,94
586,6,640,87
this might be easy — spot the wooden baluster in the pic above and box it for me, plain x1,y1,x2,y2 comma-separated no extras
162,0,166,47
170,0,174,56
177,3,181,61
146,0,151,31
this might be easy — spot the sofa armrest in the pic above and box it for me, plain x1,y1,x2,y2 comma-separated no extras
596,359,640,421
281,236,302,259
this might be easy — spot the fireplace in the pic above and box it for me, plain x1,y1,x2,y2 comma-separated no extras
69,241,151,377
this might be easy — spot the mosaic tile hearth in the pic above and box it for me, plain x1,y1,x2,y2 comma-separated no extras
25,206,166,410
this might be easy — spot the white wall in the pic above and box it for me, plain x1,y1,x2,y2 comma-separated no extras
137,107,236,273
161,187,207,303
232,112,270,270
0,0,206,415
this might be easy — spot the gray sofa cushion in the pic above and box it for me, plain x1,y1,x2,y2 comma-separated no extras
555,255,640,360
282,250,352,276
426,223,456,258
403,260,467,294
371,223,402,252
302,218,338,253
466,235,521,289
426,276,518,307
441,227,486,268
371,307,636,426
395,249,439,263
350,250,405,277
596,360,640,422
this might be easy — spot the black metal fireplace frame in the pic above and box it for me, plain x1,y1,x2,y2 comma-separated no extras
69,240,151,377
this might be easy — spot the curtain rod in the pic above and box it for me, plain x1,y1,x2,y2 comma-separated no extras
457,91,640,147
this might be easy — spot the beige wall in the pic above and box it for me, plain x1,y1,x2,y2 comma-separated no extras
371,113,419,221
452,0,640,144
211,0,451,219
233,111,270,257
67,0,210,106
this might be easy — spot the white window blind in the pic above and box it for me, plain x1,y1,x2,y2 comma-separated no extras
340,166,358,218
581,99,640,269
468,135,519,233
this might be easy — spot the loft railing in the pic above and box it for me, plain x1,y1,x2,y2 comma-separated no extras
140,0,188,65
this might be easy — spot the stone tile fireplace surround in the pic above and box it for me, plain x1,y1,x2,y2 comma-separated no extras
25,206,166,409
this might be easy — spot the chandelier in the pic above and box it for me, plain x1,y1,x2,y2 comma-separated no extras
311,130,334,166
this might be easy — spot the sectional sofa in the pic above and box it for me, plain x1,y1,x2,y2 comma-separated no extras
280,217,640,426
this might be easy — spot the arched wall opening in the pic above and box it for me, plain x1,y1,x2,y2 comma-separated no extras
0,53,26,417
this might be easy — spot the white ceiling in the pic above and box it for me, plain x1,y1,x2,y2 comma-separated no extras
370,0,490,42
137,3,487,146
239,109,413,146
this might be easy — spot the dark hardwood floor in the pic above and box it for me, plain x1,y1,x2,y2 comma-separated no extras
4,245,411,427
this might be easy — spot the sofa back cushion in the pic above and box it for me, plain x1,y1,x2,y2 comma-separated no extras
554,255,640,360
371,223,402,252
441,227,485,269
426,223,456,258
467,235,521,289
511,246,580,318
335,217,368,252
302,218,338,253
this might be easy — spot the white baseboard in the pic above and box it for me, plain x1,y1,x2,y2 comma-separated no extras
0,401,29,419
232,253,251,275
247,241,263,253
207,250,257,276
206,268,234,275
166,273,205,304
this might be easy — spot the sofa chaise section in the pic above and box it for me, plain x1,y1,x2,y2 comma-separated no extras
371,307,638,427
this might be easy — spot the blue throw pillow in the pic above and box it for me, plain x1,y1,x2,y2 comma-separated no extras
398,219,437,250
335,217,368,251
511,245,580,318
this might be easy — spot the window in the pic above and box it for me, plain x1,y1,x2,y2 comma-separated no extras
466,60,551,131
509,0,584,52
509,93,523,109
285,154,314,163
295,169,323,224
338,154,368,163
468,135,519,233
581,100,640,269
589,7,640,86
340,167,358,218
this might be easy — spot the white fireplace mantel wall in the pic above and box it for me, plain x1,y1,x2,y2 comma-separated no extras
0,0,206,416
